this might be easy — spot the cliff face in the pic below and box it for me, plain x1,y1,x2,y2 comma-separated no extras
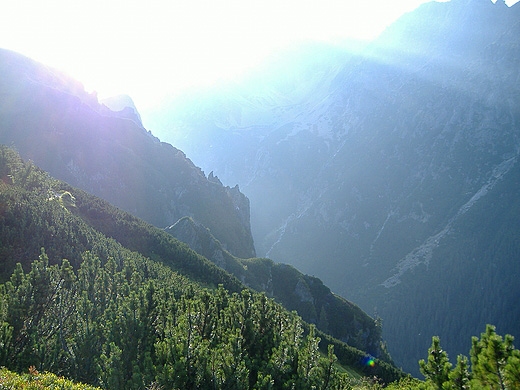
145,0,520,374
0,48,256,259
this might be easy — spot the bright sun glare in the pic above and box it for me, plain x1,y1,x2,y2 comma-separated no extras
0,0,473,110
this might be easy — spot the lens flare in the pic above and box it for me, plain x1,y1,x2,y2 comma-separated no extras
363,356,376,367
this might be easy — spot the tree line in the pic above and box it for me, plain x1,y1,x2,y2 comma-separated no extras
0,249,352,389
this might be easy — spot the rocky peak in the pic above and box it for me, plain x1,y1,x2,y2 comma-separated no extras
100,94,143,126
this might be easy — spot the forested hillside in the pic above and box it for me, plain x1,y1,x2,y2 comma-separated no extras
0,145,404,388
166,217,388,358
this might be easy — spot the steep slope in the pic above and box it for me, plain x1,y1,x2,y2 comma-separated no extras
0,146,404,385
144,42,360,259
147,0,520,374
0,48,255,259
0,145,244,292
166,216,389,359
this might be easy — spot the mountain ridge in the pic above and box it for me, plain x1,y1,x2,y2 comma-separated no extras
165,215,390,358
0,47,255,259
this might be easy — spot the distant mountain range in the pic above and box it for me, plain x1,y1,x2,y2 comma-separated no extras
143,0,520,374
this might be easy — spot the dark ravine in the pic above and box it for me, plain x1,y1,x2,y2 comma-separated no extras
145,0,520,374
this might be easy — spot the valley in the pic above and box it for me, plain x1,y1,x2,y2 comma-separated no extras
0,0,519,386
143,0,520,374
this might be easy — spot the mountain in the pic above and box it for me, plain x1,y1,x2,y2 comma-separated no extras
145,0,520,374
0,49,394,363
0,145,404,387
0,48,255,259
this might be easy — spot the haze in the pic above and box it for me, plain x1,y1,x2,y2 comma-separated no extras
2,0,517,113
2,0,455,109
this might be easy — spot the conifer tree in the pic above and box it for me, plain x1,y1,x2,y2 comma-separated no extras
419,336,452,389
445,354,470,390
505,349,520,389
470,324,514,390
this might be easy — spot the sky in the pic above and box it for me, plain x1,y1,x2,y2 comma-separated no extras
0,0,515,111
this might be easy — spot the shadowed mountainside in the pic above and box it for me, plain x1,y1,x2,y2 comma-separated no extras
0,48,255,259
